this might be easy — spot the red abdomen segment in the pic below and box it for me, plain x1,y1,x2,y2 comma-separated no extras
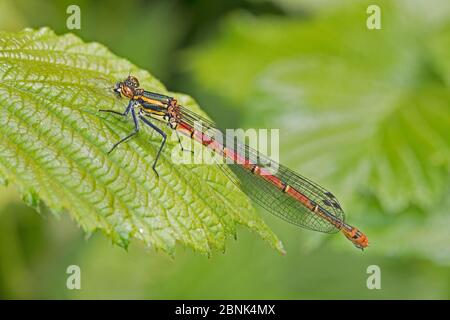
342,226,369,249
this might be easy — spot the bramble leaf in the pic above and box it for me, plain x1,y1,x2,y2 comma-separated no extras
0,27,284,255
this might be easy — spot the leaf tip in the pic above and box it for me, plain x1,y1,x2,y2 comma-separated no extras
21,189,41,213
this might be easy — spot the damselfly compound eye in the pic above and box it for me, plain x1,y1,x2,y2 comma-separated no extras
125,76,140,88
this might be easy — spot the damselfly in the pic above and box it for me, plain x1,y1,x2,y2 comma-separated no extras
99,76,369,250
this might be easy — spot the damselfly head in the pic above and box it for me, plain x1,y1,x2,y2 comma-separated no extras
112,75,140,99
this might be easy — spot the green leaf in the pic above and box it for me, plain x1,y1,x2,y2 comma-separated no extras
364,197,450,265
186,2,450,259
0,27,284,255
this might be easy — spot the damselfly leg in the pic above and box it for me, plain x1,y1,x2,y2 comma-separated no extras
175,130,194,154
106,104,140,154
139,115,166,178
99,101,167,178
98,99,133,117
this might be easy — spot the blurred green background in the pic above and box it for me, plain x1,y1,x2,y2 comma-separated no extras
0,0,449,299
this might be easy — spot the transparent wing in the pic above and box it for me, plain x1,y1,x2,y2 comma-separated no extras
179,106,345,233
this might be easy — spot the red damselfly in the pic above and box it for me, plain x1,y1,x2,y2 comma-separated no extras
99,76,369,250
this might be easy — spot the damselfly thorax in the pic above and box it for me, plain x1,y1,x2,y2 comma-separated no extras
132,90,182,129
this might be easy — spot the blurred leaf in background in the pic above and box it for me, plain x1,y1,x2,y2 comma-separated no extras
0,0,27,31
186,0,450,262
1,0,187,83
